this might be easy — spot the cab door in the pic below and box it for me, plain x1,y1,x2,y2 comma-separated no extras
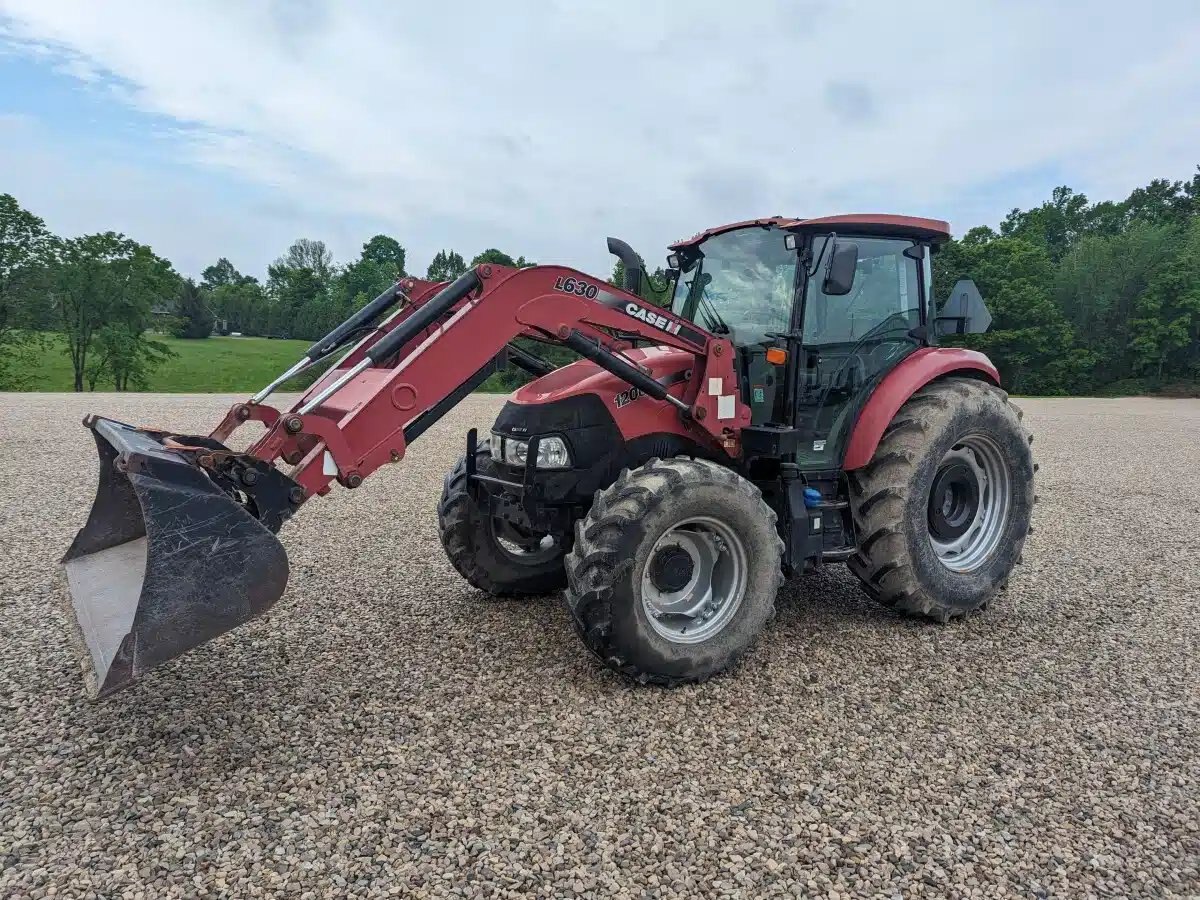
793,234,927,467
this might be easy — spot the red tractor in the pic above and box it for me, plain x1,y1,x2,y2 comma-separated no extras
62,214,1034,697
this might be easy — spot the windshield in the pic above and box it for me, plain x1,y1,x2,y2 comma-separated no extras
671,226,796,347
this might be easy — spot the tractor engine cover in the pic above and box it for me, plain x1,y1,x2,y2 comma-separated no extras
489,346,720,506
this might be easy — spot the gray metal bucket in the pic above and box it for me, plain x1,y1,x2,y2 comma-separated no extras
62,417,289,698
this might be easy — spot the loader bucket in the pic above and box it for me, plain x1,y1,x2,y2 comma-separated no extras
61,416,289,699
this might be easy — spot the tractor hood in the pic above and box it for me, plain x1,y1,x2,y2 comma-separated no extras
509,345,693,408
491,344,713,506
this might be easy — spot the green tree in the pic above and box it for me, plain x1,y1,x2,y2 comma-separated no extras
266,265,325,338
1130,218,1200,378
333,236,407,312
53,232,178,391
933,232,1088,393
1053,223,1180,382
172,278,215,338
279,238,333,285
267,238,336,339
1124,173,1198,227
360,235,406,278
86,323,175,391
200,258,262,334
0,194,53,387
469,248,535,269
426,249,467,281
201,257,243,290
208,280,266,334
1000,186,1091,263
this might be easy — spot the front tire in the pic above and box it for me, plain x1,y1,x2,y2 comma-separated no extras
847,377,1035,621
438,439,567,596
564,457,783,685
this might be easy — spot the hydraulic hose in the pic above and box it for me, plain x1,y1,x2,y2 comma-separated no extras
305,282,403,362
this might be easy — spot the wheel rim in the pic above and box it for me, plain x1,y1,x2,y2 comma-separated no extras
927,433,1012,573
641,516,748,644
490,518,560,565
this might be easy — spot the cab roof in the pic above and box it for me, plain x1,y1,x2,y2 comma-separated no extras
668,214,951,250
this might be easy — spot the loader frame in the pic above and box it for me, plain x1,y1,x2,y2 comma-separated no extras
208,263,750,530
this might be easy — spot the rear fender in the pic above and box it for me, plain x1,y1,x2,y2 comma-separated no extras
841,347,999,470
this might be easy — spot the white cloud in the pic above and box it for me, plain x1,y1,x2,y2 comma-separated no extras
2,0,1199,278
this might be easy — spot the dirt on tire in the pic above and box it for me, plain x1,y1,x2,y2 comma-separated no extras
847,377,1035,621
437,438,567,596
563,456,783,685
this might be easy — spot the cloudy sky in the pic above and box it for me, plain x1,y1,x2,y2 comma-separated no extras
2,1,1198,280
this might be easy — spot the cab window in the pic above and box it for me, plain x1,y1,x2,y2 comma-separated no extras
671,226,796,348
804,236,922,343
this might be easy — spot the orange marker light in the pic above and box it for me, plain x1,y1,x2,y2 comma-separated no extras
766,347,788,366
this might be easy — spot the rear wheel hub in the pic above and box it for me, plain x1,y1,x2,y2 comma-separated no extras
927,461,979,541
649,545,695,593
927,435,1013,573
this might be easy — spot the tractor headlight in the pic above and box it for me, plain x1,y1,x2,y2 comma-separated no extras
492,434,572,469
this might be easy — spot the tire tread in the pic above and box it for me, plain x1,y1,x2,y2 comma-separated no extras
563,456,783,686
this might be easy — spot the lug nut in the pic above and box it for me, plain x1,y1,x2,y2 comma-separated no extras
240,469,259,486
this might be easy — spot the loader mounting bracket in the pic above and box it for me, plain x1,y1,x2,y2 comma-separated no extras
155,430,304,534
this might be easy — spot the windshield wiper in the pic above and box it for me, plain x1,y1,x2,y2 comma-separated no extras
697,287,730,335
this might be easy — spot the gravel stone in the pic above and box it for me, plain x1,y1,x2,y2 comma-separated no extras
0,393,1197,898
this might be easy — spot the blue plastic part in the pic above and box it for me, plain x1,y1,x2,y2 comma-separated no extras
803,487,822,508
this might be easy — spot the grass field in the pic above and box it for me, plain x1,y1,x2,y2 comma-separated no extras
16,334,318,392
11,333,1197,397
13,332,520,394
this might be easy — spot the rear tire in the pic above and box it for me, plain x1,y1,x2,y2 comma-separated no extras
847,377,1035,621
564,457,783,685
438,439,567,596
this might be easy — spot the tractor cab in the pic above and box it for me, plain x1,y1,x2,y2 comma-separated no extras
666,215,950,468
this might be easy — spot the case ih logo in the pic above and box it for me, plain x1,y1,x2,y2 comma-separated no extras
624,302,682,336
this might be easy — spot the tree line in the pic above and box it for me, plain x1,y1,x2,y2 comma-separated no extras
0,192,537,390
1,166,1198,393
931,169,1200,394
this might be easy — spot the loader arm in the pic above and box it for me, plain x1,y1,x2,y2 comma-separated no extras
61,262,750,699
221,264,750,503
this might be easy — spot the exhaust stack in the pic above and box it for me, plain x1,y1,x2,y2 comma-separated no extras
607,237,644,297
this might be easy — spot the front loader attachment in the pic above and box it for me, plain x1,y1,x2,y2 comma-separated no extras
61,416,289,698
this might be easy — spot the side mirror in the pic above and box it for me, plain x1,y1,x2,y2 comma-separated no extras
933,317,962,337
823,240,858,296
935,278,992,335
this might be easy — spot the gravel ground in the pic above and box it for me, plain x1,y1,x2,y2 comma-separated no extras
0,392,1197,899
